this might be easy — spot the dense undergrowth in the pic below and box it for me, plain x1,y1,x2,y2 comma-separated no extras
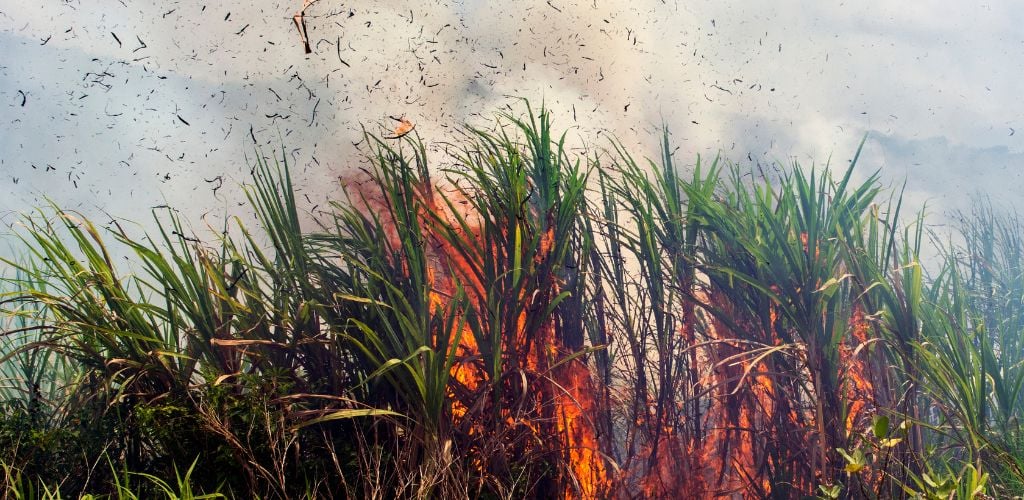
1,103,1023,498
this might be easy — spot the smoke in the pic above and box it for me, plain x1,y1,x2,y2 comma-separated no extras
2,0,1024,231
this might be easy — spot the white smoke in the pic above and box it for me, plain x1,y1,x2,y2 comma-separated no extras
2,0,1023,233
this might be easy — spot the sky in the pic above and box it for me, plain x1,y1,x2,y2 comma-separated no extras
2,0,1023,237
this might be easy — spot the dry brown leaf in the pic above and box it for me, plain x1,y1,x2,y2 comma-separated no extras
386,116,415,139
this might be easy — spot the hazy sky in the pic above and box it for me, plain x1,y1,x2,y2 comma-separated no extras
2,1,1023,233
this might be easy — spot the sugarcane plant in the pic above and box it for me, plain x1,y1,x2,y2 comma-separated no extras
0,102,1019,498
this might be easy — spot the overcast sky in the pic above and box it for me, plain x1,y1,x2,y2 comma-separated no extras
2,1,1024,235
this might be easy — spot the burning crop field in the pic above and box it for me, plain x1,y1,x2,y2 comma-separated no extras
5,1,1024,498
0,103,1022,498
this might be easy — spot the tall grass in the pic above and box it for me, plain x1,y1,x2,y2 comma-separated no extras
0,102,1020,498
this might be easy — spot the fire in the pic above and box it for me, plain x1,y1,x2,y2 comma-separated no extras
341,140,881,498
842,306,875,434
628,290,798,498
407,174,607,498
553,354,608,498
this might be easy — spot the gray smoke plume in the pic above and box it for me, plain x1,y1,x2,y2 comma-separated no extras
2,0,1023,232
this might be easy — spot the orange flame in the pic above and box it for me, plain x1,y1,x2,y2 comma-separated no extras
342,167,882,497
358,172,608,497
